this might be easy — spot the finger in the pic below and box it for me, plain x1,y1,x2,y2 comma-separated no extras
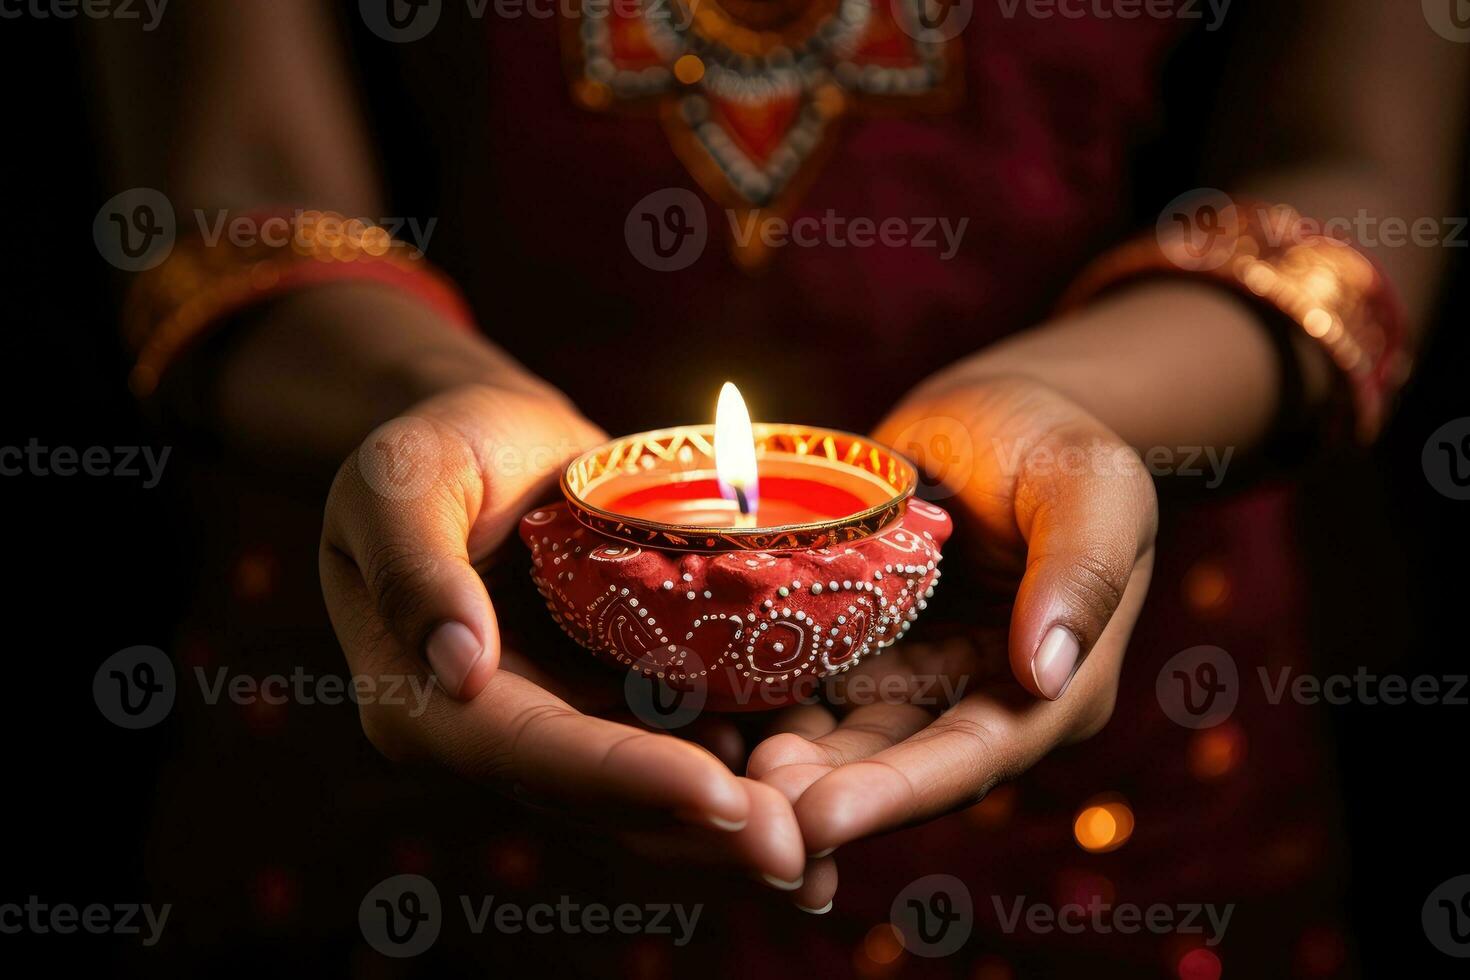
732,778,809,889
618,778,805,885
748,702,930,778
791,855,838,914
748,702,931,815
795,563,1149,852
321,554,751,830
679,716,746,772
610,832,838,911
322,414,500,700
793,700,1023,854
1008,425,1157,700
447,670,754,830
761,704,839,741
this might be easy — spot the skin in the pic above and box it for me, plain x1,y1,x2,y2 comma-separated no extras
91,0,1467,914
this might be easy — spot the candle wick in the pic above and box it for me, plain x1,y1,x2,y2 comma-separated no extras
734,486,752,516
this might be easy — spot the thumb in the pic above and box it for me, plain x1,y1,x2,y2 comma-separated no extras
1006,431,1156,700
323,414,500,701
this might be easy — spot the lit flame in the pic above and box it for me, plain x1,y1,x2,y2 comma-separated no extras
714,381,759,518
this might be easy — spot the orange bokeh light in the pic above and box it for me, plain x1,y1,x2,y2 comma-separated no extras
966,783,1017,828
674,54,706,85
1189,722,1247,779
860,923,905,967
1073,796,1135,853
1182,559,1231,616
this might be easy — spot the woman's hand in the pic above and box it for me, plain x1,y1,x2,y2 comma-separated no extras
748,375,1157,855
319,382,809,889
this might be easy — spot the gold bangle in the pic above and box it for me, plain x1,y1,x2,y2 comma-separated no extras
121,209,474,398
1060,201,1411,443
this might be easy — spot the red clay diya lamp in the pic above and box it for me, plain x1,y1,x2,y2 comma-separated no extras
519,384,952,710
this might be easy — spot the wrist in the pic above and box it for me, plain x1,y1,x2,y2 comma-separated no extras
209,282,572,466
934,280,1324,456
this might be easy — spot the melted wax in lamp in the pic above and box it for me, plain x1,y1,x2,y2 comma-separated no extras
602,382,867,528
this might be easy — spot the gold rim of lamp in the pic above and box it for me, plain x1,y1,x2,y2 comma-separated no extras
561,422,918,553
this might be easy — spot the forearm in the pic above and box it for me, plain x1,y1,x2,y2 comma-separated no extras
914,280,1326,456
91,2,578,467
932,1,1466,459
88,0,380,213
207,284,579,468
1211,0,1470,336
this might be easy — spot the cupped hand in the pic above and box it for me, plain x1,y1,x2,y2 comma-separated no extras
748,375,1157,856
319,383,807,889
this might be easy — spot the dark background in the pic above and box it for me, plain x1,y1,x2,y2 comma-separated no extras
2,12,1467,977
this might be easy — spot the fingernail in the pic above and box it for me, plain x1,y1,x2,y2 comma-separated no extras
809,847,835,859
1032,625,1081,700
707,815,748,832
677,810,748,833
426,621,482,699
761,873,804,892
796,900,833,915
